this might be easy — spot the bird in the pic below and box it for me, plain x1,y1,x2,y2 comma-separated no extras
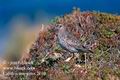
57,24,93,66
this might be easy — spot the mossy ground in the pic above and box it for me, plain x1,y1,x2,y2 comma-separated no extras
11,9,120,80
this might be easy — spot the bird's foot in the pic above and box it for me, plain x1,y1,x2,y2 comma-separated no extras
76,58,85,64
65,56,73,62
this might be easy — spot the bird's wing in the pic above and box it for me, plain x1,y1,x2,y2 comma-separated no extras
66,32,82,47
65,34,91,52
66,39,80,47
63,36,82,51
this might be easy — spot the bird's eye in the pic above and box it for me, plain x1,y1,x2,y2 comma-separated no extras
93,32,96,35
82,45,86,48
59,24,63,27
86,41,90,45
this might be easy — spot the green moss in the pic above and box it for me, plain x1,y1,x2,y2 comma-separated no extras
94,48,101,60
62,64,71,74
32,60,40,67
19,10,120,80
49,16,60,24
44,58,57,67
94,12,118,24
41,71,48,78
115,26,120,33
19,75,27,80
88,67,99,80
53,44,63,53
101,27,116,38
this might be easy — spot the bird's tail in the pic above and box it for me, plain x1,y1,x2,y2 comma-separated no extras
77,47,93,53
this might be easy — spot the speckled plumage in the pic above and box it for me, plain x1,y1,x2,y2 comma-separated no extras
57,25,92,53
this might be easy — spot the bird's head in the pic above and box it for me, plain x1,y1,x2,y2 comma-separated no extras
58,24,66,33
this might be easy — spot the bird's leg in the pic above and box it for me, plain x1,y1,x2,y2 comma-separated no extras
72,53,79,63
65,53,74,62
84,53,87,69
76,52,86,64
72,53,75,58
80,53,83,63
75,53,81,64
